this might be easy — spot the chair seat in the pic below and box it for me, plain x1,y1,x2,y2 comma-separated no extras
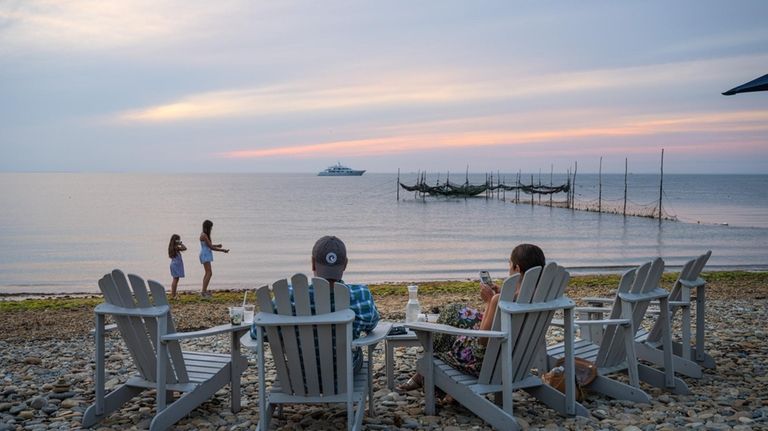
634,328,651,343
182,351,231,383
547,339,600,362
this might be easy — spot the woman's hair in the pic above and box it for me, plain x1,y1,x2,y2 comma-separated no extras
202,220,213,239
510,243,546,274
168,234,181,258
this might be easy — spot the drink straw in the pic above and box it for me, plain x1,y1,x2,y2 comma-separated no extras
242,290,248,307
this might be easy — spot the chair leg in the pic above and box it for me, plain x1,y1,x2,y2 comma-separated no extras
82,384,143,427
637,364,689,395
354,397,365,431
525,384,590,417
587,375,651,404
622,326,640,388
634,342,703,378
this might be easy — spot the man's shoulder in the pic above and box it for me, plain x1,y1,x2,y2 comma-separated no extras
343,282,372,294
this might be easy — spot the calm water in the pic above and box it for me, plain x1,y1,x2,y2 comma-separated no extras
1,173,767,294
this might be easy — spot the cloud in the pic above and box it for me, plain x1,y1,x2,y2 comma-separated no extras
219,110,768,159
0,0,240,52
113,52,768,124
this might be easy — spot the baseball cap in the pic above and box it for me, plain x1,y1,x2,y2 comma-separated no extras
312,236,347,281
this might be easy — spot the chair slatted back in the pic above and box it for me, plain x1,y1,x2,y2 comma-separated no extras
145,279,189,383
478,263,569,386
97,270,188,384
255,274,351,396
597,258,665,367
647,251,711,342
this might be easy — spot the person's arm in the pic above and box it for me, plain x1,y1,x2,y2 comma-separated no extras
478,293,500,347
201,233,229,253
349,285,380,337
480,282,497,303
177,243,187,252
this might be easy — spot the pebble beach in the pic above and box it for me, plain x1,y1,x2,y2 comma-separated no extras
1,272,767,431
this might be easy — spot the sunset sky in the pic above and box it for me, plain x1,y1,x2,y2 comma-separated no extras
1,1,767,173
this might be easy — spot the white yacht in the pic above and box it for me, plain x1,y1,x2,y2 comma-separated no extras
318,163,365,176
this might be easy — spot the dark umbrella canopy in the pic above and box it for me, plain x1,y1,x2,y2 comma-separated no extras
722,73,768,95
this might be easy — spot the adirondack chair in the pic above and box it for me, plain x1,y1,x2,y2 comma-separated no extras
82,270,249,431
252,274,387,431
582,251,714,378
407,263,589,431
547,258,688,404
635,251,714,376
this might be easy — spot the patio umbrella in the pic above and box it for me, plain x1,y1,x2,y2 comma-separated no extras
722,73,768,95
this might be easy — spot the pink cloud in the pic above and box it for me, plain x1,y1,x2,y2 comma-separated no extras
219,110,768,159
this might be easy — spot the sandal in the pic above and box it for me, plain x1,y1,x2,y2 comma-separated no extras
438,394,456,406
396,374,423,393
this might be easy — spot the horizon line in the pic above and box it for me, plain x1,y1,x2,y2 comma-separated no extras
1,170,767,176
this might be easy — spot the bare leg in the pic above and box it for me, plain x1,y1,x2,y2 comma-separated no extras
202,262,213,294
171,277,179,299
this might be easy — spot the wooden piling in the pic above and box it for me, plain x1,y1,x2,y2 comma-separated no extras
623,159,627,216
550,164,553,207
658,148,664,221
531,174,534,206
598,156,603,213
397,168,400,201
572,162,578,210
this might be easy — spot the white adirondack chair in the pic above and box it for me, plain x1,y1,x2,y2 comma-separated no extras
547,259,688,404
407,263,589,431
83,270,249,431
635,251,714,376
582,251,714,378
252,275,387,431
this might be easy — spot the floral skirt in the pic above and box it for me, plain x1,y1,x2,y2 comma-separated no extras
434,303,486,377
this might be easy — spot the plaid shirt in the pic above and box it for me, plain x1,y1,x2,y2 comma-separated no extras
250,280,380,369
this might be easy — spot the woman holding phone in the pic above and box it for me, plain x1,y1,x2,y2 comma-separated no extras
397,243,545,393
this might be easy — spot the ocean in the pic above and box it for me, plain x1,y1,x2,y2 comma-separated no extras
1,173,767,294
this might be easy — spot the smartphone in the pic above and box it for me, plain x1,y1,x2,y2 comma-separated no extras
479,270,492,285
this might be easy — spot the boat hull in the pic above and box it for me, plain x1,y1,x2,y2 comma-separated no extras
318,170,365,176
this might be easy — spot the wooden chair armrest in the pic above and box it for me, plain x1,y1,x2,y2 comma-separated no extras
499,297,575,314
574,306,611,314
551,319,581,328
353,322,392,348
618,288,668,303
573,318,631,327
95,303,169,318
679,278,705,289
90,323,118,335
581,296,614,304
162,323,251,342
406,322,506,339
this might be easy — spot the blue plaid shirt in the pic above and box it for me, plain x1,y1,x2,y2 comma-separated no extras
250,281,380,370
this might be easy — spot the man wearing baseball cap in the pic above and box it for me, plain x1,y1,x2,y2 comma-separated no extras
251,236,380,372
312,236,380,371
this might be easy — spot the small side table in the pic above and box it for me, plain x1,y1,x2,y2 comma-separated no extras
385,328,421,390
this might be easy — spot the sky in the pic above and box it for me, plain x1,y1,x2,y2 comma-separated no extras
1,1,767,174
